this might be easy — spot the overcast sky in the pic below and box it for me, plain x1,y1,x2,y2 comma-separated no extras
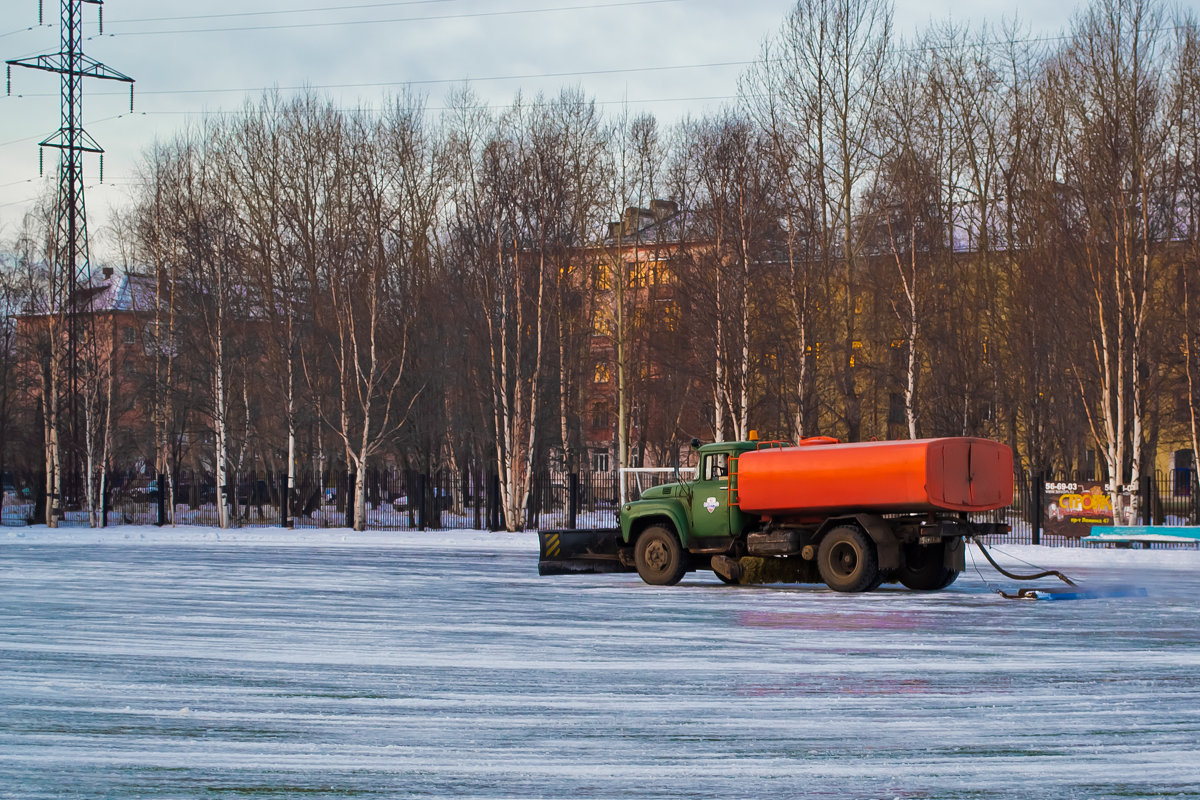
1,0,1082,262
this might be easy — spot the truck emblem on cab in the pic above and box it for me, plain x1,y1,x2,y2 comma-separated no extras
704,496,719,513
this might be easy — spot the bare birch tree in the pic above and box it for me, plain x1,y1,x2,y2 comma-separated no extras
742,40,824,440
764,0,892,441
11,196,65,526
303,97,437,531
1054,0,1173,520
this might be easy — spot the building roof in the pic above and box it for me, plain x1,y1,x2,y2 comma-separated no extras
74,271,158,314
602,200,712,248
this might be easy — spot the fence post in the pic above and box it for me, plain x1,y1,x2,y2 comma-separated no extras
156,473,167,527
487,472,502,531
417,473,427,531
472,467,482,530
1032,471,1043,546
568,472,579,530
101,472,109,528
525,473,539,530
1141,475,1152,526
1193,468,1200,525
33,470,46,525
280,475,291,528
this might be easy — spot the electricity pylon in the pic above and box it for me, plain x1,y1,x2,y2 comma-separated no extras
7,0,134,298
6,0,134,518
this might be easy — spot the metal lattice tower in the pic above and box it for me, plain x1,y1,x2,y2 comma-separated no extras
7,0,134,299
7,0,133,509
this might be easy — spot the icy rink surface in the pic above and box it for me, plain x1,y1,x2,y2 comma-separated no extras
2,527,1199,799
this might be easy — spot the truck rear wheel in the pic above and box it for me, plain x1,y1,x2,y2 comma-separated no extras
817,526,879,593
635,525,686,586
898,542,960,590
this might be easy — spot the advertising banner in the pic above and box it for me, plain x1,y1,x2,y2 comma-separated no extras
1043,480,1114,537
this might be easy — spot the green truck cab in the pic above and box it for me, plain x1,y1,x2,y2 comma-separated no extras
618,439,767,584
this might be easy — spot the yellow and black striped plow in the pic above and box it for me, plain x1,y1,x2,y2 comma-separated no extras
537,528,635,575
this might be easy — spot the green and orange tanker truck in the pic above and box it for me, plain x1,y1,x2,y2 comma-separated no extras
538,434,1013,592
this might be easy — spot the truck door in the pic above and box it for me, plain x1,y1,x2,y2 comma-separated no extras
690,451,735,545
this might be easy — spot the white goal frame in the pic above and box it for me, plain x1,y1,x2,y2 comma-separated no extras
618,467,697,507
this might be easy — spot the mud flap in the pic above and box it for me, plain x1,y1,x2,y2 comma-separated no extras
945,536,965,572
538,528,636,576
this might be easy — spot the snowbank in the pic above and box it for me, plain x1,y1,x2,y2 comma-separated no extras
2,524,537,552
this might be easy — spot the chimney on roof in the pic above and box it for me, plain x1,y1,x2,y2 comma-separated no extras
650,199,678,220
623,207,642,234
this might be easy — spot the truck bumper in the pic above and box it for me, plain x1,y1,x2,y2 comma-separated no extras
538,528,636,576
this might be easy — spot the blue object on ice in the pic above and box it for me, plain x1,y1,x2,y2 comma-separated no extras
1023,586,1149,601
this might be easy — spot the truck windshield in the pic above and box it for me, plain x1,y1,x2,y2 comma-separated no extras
703,453,729,480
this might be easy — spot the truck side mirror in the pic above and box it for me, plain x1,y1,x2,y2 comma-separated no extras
690,438,701,450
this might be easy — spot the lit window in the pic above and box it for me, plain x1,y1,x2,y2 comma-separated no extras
592,313,613,337
593,263,612,291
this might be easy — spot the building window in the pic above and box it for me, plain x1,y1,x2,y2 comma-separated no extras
889,392,905,425
593,363,610,384
593,262,612,291
123,327,135,345
655,300,680,331
591,450,610,473
592,313,613,337
591,403,609,431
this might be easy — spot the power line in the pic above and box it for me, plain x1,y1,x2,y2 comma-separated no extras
81,93,740,117
0,114,133,151
0,24,53,41
43,23,1190,104
99,0,684,37
112,0,459,24
0,179,128,209
0,176,46,189
11,59,753,100
0,194,42,209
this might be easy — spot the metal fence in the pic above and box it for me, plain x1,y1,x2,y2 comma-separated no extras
0,468,624,531
3,467,1199,548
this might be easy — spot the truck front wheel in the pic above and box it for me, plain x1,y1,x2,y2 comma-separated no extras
898,542,960,590
635,525,687,586
817,526,880,593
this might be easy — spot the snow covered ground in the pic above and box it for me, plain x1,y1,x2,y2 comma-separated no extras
2,527,1199,799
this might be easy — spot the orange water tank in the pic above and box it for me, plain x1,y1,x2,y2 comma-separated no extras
735,437,1013,516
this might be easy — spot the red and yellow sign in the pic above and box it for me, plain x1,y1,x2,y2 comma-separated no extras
1044,481,1113,537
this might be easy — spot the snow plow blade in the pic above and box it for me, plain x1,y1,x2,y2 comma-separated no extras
538,528,635,576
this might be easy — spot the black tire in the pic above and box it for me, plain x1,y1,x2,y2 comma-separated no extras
897,541,960,591
817,525,880,593
635,525,687,586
